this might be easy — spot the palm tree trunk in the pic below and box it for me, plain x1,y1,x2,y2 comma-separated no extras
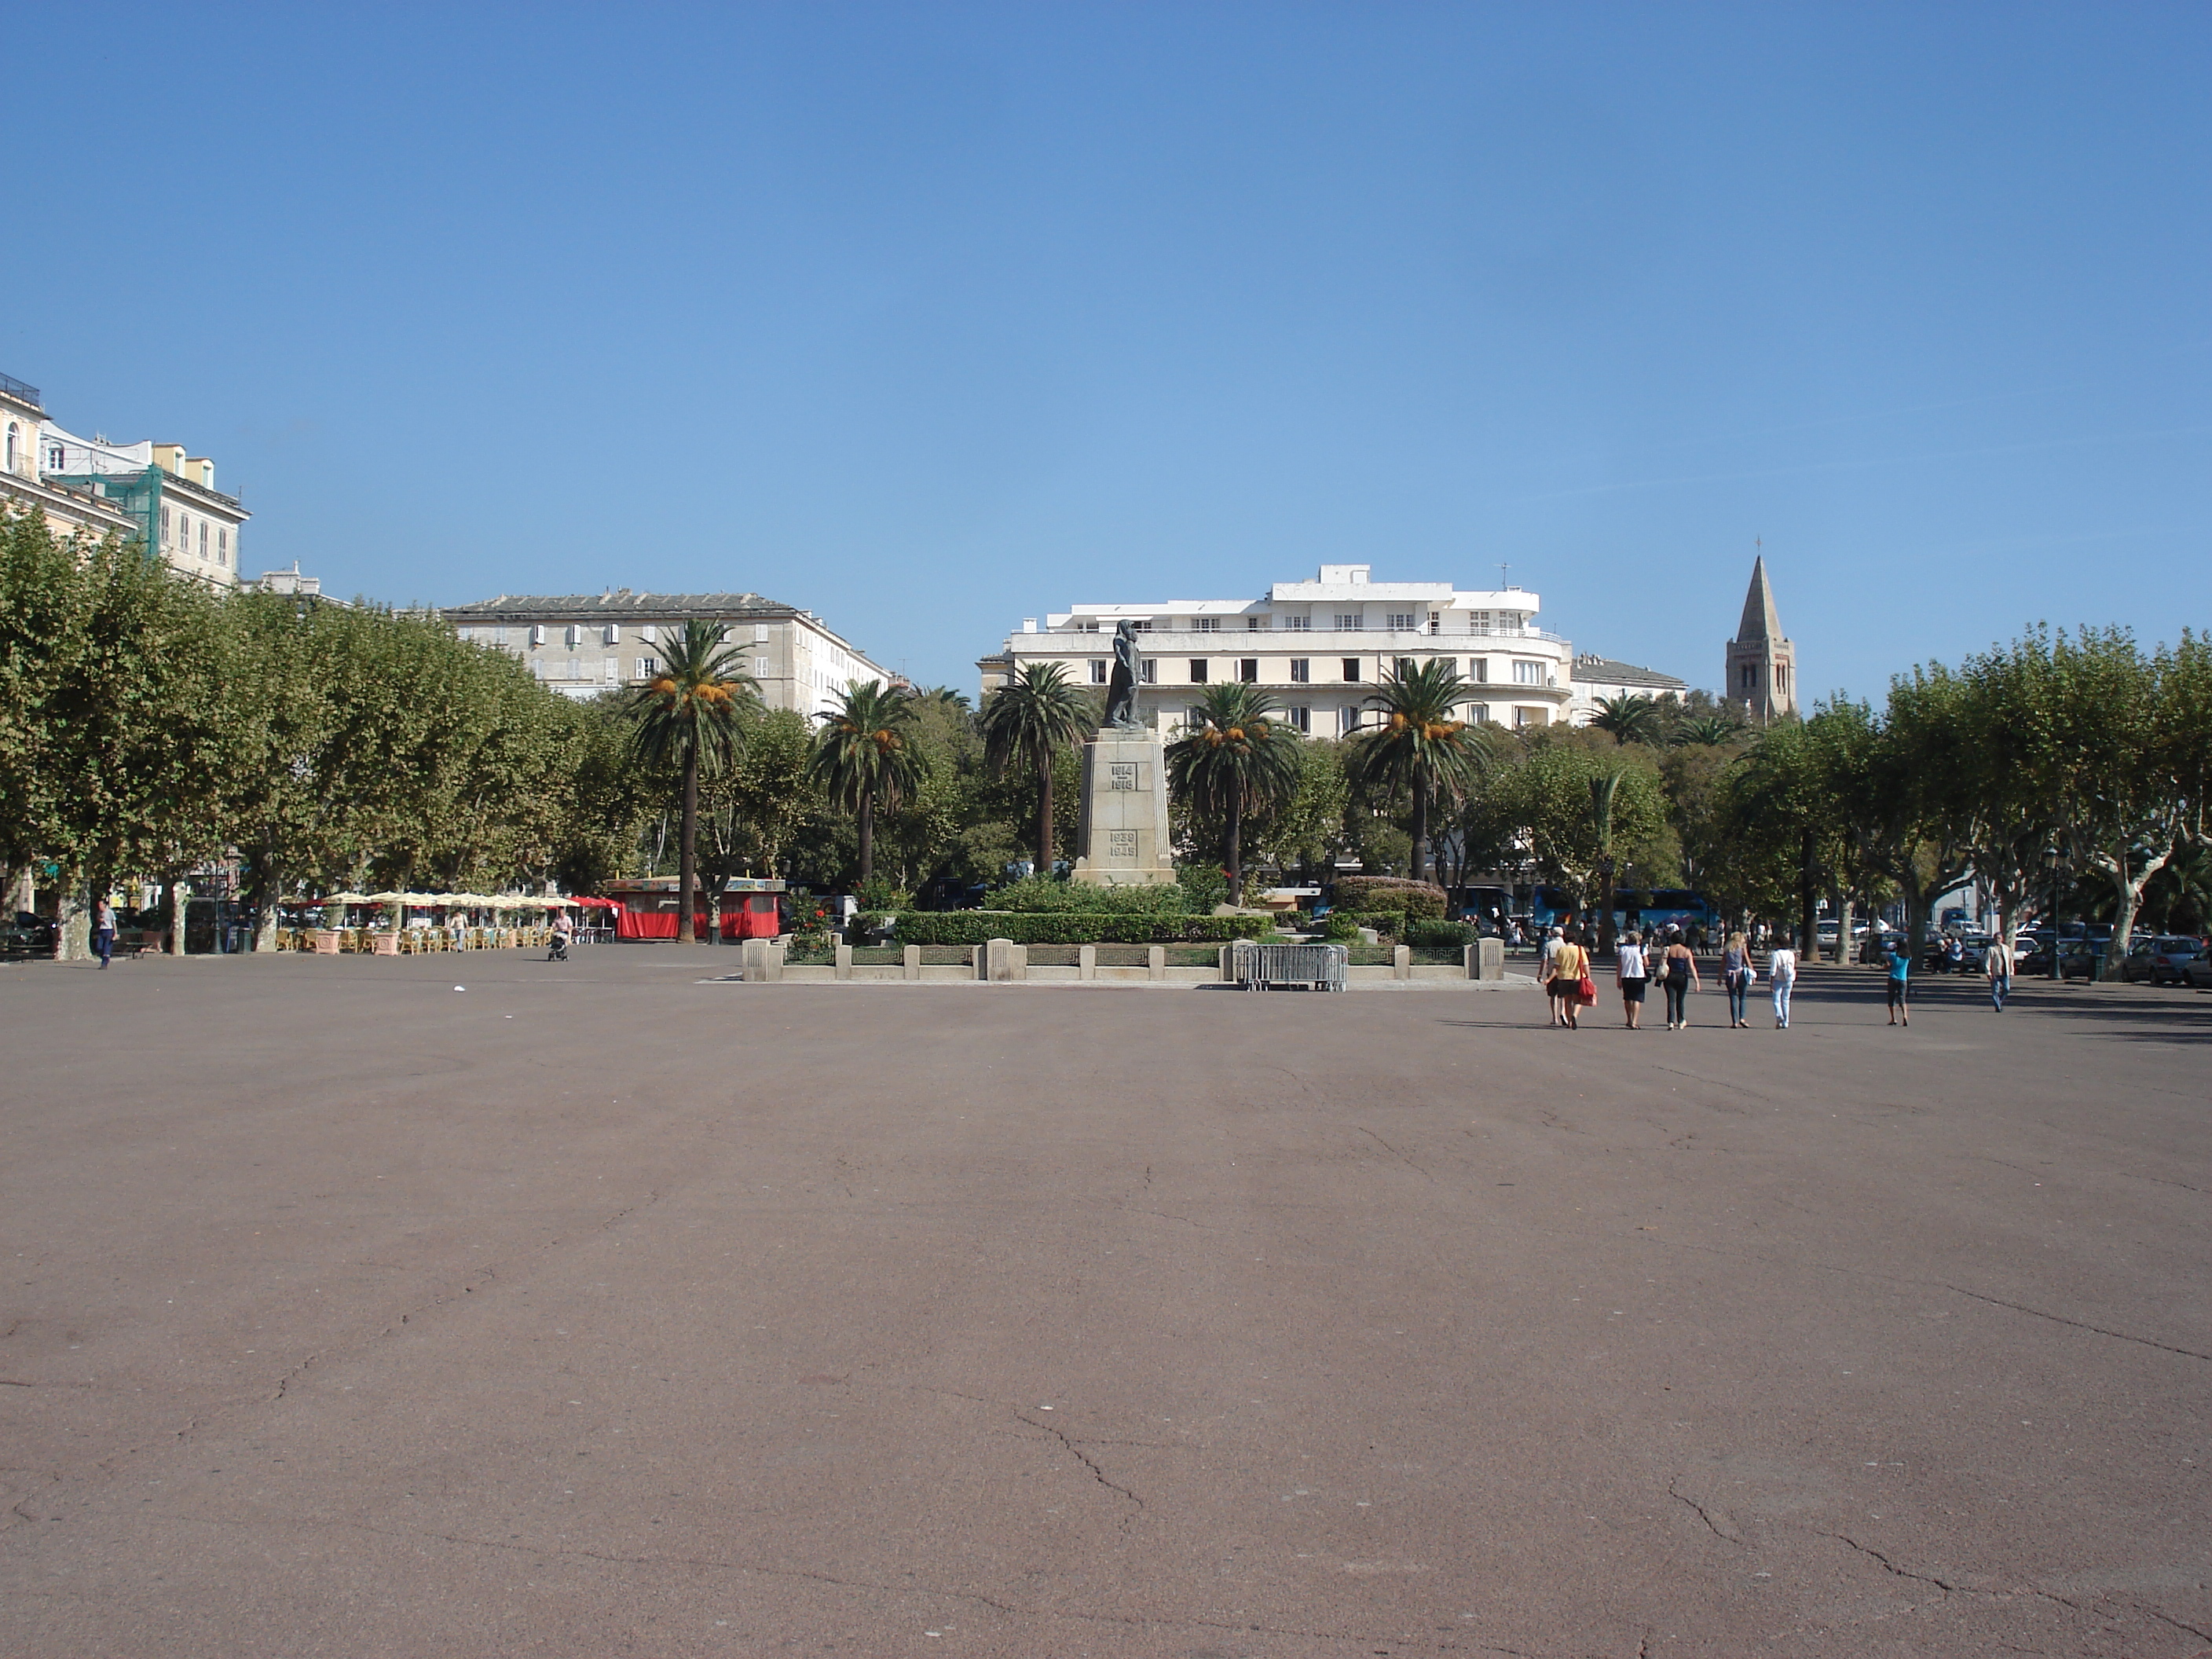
1036,749,1053,878
678,745,699,943
1409,763,1430,883
1226,792,1243,906
858,790,875,887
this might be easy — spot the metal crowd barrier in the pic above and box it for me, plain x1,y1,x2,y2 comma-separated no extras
1230,939,1348,992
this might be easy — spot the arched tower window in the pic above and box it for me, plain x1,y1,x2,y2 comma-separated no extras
4,422,16,473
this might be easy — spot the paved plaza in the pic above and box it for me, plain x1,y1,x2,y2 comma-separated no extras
1,949,2207,1657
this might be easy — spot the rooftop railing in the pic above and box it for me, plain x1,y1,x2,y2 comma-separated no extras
0,372,41,407
1046,624,1573,646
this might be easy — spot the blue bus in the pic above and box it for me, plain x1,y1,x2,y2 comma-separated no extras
1618,888,1717,935
1529,887,1719,935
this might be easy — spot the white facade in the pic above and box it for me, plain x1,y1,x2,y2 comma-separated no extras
36,412,248,590
980,564,1575,736
444,589,894,716
1,373,139,546
1566,654,1689,724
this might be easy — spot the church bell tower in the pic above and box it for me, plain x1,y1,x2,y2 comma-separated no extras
1725,556,1796,723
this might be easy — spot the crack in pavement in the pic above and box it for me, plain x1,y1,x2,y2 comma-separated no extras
2124,1171,2209,1197
1939,1284,2212,1364
1357,1126,1437,1184
266,1188,668,1407
1573,1224,2212,1368
2131,1602,2212,1645
1011,1409,1145,1529
1816,1529,1968,1595
1667,1478,1740,1544
1812,1528,2211,1645
1124,1207,1209,1229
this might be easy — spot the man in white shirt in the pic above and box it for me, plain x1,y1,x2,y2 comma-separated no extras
1985,935,2014,1011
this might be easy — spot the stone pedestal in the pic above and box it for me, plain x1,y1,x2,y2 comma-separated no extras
1071,731,1178,887
981,938,1027,981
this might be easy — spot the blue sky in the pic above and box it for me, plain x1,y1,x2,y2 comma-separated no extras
6,3,2207,701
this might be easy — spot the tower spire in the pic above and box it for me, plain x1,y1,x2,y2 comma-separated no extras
1724,553,1796,723
1737,555,1782,643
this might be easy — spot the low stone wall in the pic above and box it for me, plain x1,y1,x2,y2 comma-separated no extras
734,937,1524,990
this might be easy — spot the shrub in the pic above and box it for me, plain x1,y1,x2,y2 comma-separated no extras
1317,911,1362,942
1408,919,1478,947
1174,862,1229,910
854,875,911,911
1333,876,1447,919
890,910,1269,946
987,876,1188,914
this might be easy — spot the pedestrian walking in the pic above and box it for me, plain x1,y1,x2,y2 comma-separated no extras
1884,936,1911,1026
1944,933,1965,975
92,897,115,969
1721,931,1757,1027
1660,925,1699,1029
1985,933,2014,1012
1549,925,1591,1031
1768,940,1797,1027
1616,929,1650,1030
1543,926,1568,1025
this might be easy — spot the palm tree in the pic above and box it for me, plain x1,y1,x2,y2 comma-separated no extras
810,679,926,888
625,619,758,942
1591,693,1664,746
980,661,1096,879
1346,659,1493,884
1589,767,1624,951
1673,712,1744,748
1166,683,1304,904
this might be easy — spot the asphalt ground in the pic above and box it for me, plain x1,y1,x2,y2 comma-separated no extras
1,947,2207,1658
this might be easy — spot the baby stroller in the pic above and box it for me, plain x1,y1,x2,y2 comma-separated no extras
548,928,570,962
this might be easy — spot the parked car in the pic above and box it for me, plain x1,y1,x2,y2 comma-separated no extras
913,876,987,911
2121,936,2207,985
1923,933,1993,973
0,911,56,959
2053,939,2102,981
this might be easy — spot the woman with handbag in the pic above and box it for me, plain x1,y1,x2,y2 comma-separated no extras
1550,925,1591,1030
1616,929,1650,1030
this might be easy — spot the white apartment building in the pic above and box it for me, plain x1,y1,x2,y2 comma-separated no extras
979,564,1576,736
2,372,140,547
9,376,251,590
443,589,895,716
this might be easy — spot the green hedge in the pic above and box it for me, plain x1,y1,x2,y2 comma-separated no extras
1335,876,1447,919
1408,919,1478,947
986,876,1190,914
889,910,1269,945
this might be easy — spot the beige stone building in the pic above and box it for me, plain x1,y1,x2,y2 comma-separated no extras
442,590,895,716
980,564,1577,735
